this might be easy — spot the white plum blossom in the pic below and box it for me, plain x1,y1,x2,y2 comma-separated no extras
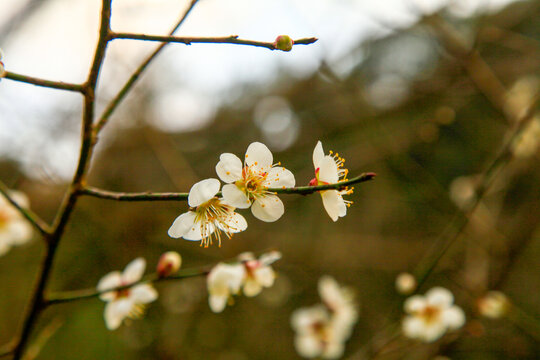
168,178,247,247
207,251,282,312
216,142,295,222
291,276,358,359
207,262,245,313
0,190,33,256
97,258,158,330
310,141,353,221
238,250,281,297
402,287,465,342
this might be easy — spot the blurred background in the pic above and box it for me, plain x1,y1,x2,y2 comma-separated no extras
0,0,539,359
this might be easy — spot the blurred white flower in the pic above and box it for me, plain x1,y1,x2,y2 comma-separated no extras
402,287,465,342
156,251,182,278
216,142,295,222
207,263,245,313
238,250,281,297
0,190,33,256
395,272,417,295
449,176,477,210
97,258,158,330
477,291,509,319
291,276,358,359
207,251,282,312
310,141,353,221
168,178,248,247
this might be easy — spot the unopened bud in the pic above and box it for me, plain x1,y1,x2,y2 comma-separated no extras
157,251,182,278
274,35,294,52
477,291,509,319
395,272,417,295
0,62,5,78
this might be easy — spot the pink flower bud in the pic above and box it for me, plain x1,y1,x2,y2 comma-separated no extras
274,35,294,52
157,251,182,278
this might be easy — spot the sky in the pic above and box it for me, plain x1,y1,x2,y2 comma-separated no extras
0,0,518,179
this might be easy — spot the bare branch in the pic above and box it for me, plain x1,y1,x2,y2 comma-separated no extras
3,71,84,93
111,32,318,51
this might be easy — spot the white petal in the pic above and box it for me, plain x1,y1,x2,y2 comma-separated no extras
426,287,454,308
6,220,32,245
97,271,122,301
237,252,255,262
442,306,465,330
321,190,347,222
253,266,276,288
420,322,447,342
222,184,251,209
295,334,323,358
318,156,339,184
122,258,146,284
208,263,245,295
258,251,282,265
104,299,132,330
404,295,427,314
188,178,220,207
402,316,425,339
131,284,158,304
323,340,345,359
168,211,197,238
183,220,215,241
251,195,284,222
219,211,248,233
291,306,329,333
245,142,273,173
313,141,325,169
216,153,243,183
209,294,228,313
265,167,296,188
243,278,263,297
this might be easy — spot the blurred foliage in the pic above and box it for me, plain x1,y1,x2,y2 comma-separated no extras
1,1,540,359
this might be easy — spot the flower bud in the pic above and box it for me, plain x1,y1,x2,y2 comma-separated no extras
0,62,5,79
157,251,182,278
477,291,509,319
395,272,417,295
274,35,294,52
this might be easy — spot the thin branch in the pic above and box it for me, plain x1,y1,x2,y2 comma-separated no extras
46,267,209,305
93,0,200,134
11,2,113,359
413,96,539,289
0,181,51,236
424,14,512,121
78,173,376,202
111,32,318,51
3,71,84,93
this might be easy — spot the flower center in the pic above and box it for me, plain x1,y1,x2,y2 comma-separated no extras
194,197,239,248
420,305,441,324
236,165,270,201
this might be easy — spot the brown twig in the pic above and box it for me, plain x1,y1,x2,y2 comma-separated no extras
3,71,84,92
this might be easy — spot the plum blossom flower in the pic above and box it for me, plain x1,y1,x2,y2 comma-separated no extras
97,258,158,330
310,141,353,221
168,178,247,247
216,142,295,222
238,250,281,297
207,262,245,313
0,190,33,256
207,251,282,312
402,287,465,342
291,276,358,359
